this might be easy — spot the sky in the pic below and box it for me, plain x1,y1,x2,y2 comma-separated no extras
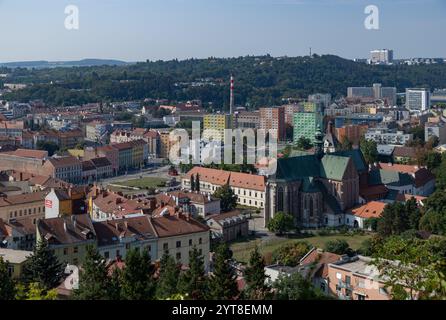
0,0,445,62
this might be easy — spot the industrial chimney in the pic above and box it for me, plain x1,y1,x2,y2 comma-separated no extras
229,75,234,115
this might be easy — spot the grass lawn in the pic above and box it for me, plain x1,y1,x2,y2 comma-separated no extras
115,177,168,189
230,233,372,265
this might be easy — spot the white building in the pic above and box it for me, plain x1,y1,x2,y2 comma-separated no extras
369,49,394,65
365,129,413,146
406,88,431,111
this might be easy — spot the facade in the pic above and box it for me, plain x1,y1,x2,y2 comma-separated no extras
335,124,368,146
44,187,87,219
0,149,48,176
93,215,158,261
259,107,286,141
309,94,332,109
151,212,211,269
0,248,32,279
0,191,48,223
348,84,397,106
425,121,446,144
85,145,119,175
365,129,413,146
36,214,97,266
203,114,232,140
369,49,393,65
327,255,392,300
206,210,249,242
233,111,260,129
164,191,221,217
183,167,266,209
265,131,368,228
293,111,323,144
406,88,431,111
42,156,82,184
159,131,172,159
283,104,301,126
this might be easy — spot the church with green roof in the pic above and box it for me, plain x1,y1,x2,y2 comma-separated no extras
264,128,368,228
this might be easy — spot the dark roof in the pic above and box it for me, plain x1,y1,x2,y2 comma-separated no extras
275,155,321,181
90,157,112,168
332,149,367,173
368,169,414,187
37,214,96,245
82,160,96,171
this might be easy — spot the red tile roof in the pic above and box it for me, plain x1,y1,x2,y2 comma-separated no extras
349,201,387,219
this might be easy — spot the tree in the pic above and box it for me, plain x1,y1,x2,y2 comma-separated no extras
23,239,64,290
360,138,378,165
190,174,196,192
214,184,238,212
271,241,311,266
74,246,112,300
36,140,59,157
244,246,270,299
23,283,58,300
177,247,206,300
377,200,421,237
273,272,326,300
156,253,180,299
267,212,294,235
295,137,313,151
120,248,155,300
425,151,442,171
419,211,446,235
324,239,353,255
372,236,444,300
0,257,16,300
207,243,239,300
195,174,200,192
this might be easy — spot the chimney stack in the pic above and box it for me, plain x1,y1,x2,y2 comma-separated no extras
229,75,234,115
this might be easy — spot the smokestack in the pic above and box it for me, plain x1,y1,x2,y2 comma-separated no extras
229,75,234,115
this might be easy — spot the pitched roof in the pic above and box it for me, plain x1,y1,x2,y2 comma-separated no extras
0,191,48,207
377,163,435,187
37,214,96,245
320,155,351,181
4,149,48,160
150,214,209,238
368,169,414,187
349,201,387,219
0,248,32,264
299,248,342,279
90,157,111,168
393,146,417,158
186,167,230,186
93,216,156,247
47,156,81,168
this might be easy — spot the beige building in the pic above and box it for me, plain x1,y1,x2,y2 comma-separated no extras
0,248,32,279
0,191,48,223
206,210,249,242
183,167,266,209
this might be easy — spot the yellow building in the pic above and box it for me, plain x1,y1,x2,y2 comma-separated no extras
0,191,48,223
203,114,232,141
159,131,173,158
0,248,32,279
44,187,87,219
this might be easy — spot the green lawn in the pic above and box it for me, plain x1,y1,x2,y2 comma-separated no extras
230,233,372,265
116,177,168,189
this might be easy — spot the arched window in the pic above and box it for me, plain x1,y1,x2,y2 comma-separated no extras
309,198,314,217
277,187,284,212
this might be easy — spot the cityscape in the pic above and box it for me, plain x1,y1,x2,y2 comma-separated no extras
0,0,446,310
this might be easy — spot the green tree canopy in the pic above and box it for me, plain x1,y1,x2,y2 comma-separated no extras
156,253,180,299
267,212,295,235
244,246,270,299
0,257,16,300
177,247,207,300
207,243,239,300
120,248,155,300
214,184,238,212
271,241,311,267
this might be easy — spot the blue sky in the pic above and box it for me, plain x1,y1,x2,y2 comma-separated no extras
0,0,444,62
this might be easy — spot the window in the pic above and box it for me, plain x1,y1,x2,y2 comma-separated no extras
63,248,68,255
116,250,120,257
126,243,131,250
73,247,78,254
357,295,366,301
199,238,202,245
379,287,388,295
147,245,151,252
104,251,109,259
163,243,168,250
176,252,181,260
189,239,193,246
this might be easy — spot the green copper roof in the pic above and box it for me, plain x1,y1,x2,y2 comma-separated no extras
332,150,367,173
275,155,321,181
368,169,414,187
320,155,350,181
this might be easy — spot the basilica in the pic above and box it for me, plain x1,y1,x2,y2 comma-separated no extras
264,128,368,228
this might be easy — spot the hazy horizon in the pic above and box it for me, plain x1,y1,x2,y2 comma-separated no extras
0,0,445,62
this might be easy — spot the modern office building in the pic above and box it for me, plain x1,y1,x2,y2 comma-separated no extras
406,88,431,111
369,49,394,65
293,112,323,144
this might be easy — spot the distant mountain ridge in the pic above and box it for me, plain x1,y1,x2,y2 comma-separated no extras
0,59,129,69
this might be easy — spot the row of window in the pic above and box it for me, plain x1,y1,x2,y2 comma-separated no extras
9,207,44,219
238,198,263,207
163,238,203,251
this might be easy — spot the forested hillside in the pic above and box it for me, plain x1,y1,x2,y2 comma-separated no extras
2,55,446,108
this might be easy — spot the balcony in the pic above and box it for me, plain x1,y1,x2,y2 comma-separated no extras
338,280,352,290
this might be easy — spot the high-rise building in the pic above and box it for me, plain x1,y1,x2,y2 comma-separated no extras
233,111,260,129
293,112,323,144
406,88,431,111
259,107,286,141
283,104,302,126
203,114,232,140
370,49,394,65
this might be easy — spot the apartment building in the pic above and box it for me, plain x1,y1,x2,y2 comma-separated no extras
406,88,431,111
0,191,48,223
85,145,119,175
327,256,392,300
42,156,82,184
259,107,286,141
293,111,323,144
365,129,413,146
233,111,260,129
203,114,232,141
335,124,368,146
